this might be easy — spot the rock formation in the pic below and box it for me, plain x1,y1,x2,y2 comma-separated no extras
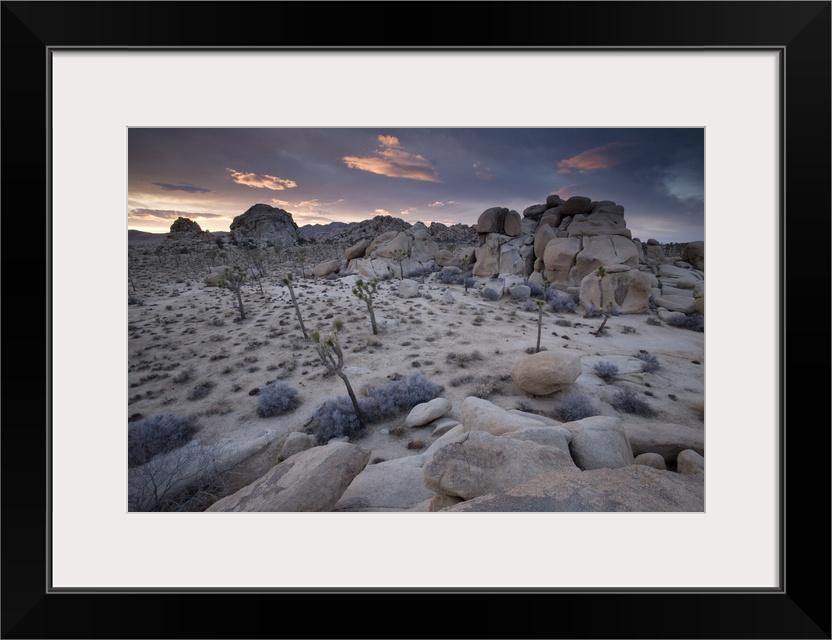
169,216,202,234
305,193,704,323
229,203,301,248
211,396,704,513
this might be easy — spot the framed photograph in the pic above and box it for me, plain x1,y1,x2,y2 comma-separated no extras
4,1,829,638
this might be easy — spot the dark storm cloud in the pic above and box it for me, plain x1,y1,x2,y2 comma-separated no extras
151,182,212,194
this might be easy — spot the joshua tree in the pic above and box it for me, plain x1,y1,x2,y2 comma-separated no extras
535,298,546,352
390,248,409,280
296,248,308,278
310,319,365,428
282,272,308,339
352,278,379,335
242,247,267,295
218,265,247,320
459,254,473,295
592,265,613,336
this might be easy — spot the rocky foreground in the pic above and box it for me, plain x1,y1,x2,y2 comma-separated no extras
205,394,703,512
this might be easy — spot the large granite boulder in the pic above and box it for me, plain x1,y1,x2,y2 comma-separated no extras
229,203,301,248
459,396,549,436
344,238,371,260
682,241,704,271
333,459,436,512
568,213,632,238
561,195,592,216
170,216,202,233
562,416,634,470
422,429,579,501
510,350,583,396
477,207,509,234
578,266,652,314
443,465,704,512
312,259,342,278
621,421,704,464
205,441,370,512
542,236,581,285
575,235,639,280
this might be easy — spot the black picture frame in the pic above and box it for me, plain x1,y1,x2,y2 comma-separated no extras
3,2,829,638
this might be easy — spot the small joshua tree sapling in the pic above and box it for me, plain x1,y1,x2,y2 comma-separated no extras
592,265,613,336
282,272,308,339
390,248,409,280
459,254,473,295
310,319,366,428
535,298,546,352
218,265,247,320
296,248,308,278
242,246,267,295
352,278,379,335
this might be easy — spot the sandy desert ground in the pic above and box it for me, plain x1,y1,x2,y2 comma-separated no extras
127,233,704,512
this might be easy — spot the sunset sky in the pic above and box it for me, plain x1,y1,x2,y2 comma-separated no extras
128,128,704,243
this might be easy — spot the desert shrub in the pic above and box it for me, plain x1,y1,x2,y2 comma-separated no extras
611,386,657,417
311,396,363,442
547,289,577,313
555,318,573,327
128,413,200,467
594,361,619,381
557,395,599,422
635,350,660,373
511,287,530,301
446,350,484,368
480,287,501,301
522,300,538,312
187,380,216,400
527,282,546,299
583,305,601,318
172,366,194,384
436,269,464,285
257,382,301,417
128,295,144,306
645,316,662,326
472,375,502,398
311,372,444,442
666,313,704,332
449,374,475,387
361,372,444,423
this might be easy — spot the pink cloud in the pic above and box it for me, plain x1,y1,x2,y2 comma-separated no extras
227,168,297,190
556,142,633,174
343,135,440,182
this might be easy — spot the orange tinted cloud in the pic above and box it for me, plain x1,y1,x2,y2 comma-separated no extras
343,135,440,182
557,142,633,174
227,168,297,190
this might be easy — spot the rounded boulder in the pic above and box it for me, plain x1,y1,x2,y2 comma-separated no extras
510,350,582,396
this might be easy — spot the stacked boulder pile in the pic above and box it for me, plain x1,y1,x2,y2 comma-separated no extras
456,195,705,319
309,193,704,321
207,393,703,513
465,194,704,319
311,220,474,281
